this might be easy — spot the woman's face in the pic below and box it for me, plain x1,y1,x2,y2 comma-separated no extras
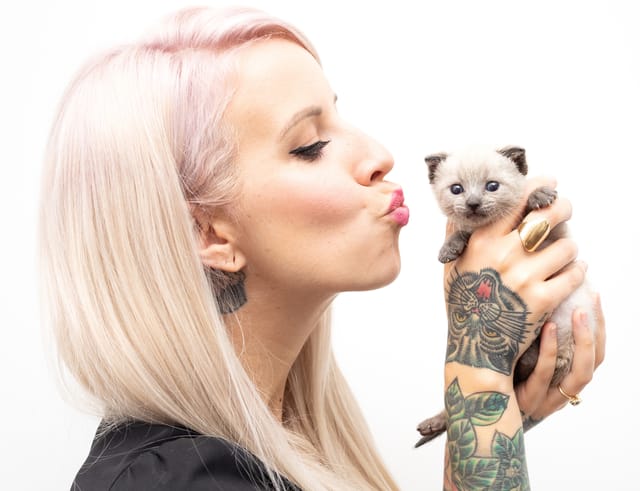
224,39,409,297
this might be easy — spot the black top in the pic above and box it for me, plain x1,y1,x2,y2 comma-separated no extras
72,421,301,490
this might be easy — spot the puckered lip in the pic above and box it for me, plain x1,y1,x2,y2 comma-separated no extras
384,188,409,226
387,188,405,213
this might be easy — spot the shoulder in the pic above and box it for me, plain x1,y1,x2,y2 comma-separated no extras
72,421,280,491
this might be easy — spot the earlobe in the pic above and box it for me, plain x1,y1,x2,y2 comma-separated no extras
199,237,247,273
193,209,246,273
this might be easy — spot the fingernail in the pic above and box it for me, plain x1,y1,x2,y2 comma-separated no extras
543,322,557,341
577,260,588,272
579,311,588,328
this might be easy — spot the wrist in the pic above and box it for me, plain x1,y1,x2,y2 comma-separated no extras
444,361,515,396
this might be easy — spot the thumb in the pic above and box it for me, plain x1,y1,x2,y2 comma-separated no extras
445,218,456,239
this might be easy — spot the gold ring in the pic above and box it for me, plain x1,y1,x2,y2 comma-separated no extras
517,217,551,252
558,385,582,406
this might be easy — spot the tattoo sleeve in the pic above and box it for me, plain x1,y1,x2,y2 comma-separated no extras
443,268,535,490
444,378,530,491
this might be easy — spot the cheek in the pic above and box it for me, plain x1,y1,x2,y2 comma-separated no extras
251,174,362,227
291,186,358,224
494,190,519,210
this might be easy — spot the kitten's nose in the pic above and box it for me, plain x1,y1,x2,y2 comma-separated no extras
467,201,480,212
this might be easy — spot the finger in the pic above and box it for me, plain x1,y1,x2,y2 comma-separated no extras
523,175,558,197
445,218,456,238
556,308,596,402
495,187,569,238
535,259,586,311
593,292,606,368
522,195,573,232
495,176,558,234
515,322,558,416
509,176,558,230
528,238,580,282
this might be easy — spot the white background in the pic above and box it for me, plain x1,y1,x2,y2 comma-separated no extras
2,1,638,489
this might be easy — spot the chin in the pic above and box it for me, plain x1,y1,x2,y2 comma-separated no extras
350,256,402,292
460,215,491,229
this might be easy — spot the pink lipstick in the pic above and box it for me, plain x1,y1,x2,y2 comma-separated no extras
387,188,410,226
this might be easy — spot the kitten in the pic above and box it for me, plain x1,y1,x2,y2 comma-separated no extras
414,145,595,447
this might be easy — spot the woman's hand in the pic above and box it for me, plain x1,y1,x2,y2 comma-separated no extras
515,293,606,428
440,176,598,490
442,176,587,373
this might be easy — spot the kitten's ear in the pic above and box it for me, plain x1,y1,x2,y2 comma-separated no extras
425,152,448,183
499,146,528,175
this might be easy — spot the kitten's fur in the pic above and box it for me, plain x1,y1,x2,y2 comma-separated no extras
415,145,595,447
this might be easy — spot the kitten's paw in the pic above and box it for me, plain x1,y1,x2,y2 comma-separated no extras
438,234,468,263
415,412,447,447
527,186,557,211
438,248,460,263
550,353,574,387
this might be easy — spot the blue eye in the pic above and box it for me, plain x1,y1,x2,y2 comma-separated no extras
450,184,464,195
289,140,331,162
486,181,500,192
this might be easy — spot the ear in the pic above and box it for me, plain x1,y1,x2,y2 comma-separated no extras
424,152,448,183
499,146,528,175
193,208,246,273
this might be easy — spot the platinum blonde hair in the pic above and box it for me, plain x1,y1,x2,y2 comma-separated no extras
39,6,398,490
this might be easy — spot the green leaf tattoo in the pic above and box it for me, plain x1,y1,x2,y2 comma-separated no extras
493,430,529,491
447,378,530,491
466,392,510,427
446,268,532,376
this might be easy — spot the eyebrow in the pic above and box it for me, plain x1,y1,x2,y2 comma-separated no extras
278,94,338,141
278,106,322,141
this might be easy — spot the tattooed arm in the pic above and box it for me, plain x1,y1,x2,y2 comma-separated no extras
442,373,528,491
438,178,602,490
442,268,535,491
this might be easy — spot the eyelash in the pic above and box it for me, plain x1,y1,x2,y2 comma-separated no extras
289,140,331,162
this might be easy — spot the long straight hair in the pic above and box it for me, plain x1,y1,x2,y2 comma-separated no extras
39,6,399,491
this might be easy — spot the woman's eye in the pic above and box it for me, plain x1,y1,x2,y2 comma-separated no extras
289,140,331,161
450,184,464,195
486,181,500,192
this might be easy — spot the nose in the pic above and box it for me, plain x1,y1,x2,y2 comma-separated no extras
354,133,395,185
467,198,481,211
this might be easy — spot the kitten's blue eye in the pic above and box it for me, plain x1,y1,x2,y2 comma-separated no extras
450,184,464,195
486,181,500,192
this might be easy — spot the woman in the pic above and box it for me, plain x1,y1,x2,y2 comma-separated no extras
39,6,605,490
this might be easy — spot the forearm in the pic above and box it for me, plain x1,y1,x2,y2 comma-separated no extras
443,363,529,491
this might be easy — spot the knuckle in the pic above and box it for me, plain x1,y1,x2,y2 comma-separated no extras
531,284,555,309
568,264,586,289
554,196,573,222
577,371,594,387
557,237,579,262
510,268,532,291
596,346,606,366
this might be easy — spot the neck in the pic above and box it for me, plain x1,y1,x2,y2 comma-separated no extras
224,283,334,421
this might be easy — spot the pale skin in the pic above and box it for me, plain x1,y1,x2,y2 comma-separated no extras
196,39,606,486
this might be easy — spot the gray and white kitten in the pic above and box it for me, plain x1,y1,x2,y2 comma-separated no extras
414,145,595,447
